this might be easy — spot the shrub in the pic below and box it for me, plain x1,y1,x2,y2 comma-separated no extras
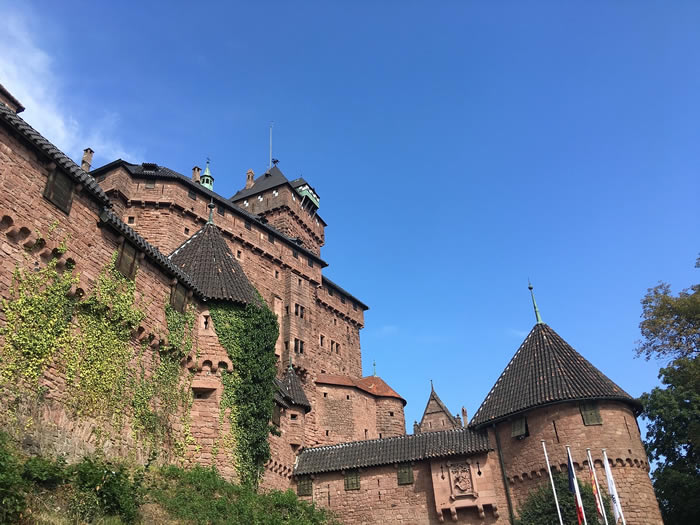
516,472,614,525
23,454,67,488
69,456,143,523
0,432,26,523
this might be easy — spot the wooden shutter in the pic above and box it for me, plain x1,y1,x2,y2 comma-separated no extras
116,242,138,279
397,464,414,485
43,169,74,214
511,416,528,438
580,402,603,425
297,476,312,496
170,283,188,313
344,470,360,491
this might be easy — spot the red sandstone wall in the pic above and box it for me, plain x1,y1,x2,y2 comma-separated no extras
419,398,459,433
376,398,406,438
298,459,507,525
492,401,663,525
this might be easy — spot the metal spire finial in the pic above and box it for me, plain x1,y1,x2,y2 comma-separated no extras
373,360,376,377
430,379,434,392
528,280,543,324
207,198,215,224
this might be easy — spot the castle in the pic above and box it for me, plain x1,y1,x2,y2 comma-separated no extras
0,85,663,524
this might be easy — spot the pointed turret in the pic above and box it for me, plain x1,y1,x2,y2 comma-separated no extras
470,322,640,428
416,383,460,433
200,158,214,191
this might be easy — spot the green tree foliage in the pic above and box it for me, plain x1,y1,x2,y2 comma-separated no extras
515,472,613,525
637,257,700,524
210,299,279,489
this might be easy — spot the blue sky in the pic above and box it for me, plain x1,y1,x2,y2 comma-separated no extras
1,1,698,431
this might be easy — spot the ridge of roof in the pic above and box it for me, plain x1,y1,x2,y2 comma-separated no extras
293,427,490,476
316,373,406,405
0,102,110,207
470,323,640,428
90,160,327,267
322,276,369,311
168,222,258,304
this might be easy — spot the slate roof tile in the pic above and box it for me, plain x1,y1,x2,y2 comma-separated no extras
279,366,311,411
294,427,490,476
470,323,640,427
169,222,258,304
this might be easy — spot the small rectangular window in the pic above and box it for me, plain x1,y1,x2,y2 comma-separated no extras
245,221,252,231
128,216,135,224
116,242,138,279
299,340,304,354
300,306,305,319
307,257,313,268
293,250,299,259
328,288,334,297
188,189,196,200
297,476,312,496
290,413,298,421
145,180,155,189
397,464,414,485
344,470,360,491
217,205,225,216
580,402,603,426
43,169,74,214
170,283,188,313
268,232,275,244
295,304,300,316
340,295,346,304
353,302,358,311
511,416,528,438
294,339,299,353
320,335,325,347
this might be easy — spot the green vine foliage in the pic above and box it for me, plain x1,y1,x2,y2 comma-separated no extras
210,299,279,489
66,257,145,419
0,258,78,383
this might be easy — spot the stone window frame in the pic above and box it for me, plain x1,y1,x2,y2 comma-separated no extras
344,470,360,491
187,189,197,200
397,463,414,485
580,402,603,426
116,240,139,280
297,476,312,496
217,204,225,216
43,168,74,214
144,179,156,189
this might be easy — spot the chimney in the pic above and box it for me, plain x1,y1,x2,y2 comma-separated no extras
81,148,94,172
192,166,201,183
461,406,468,426
245,169,255,189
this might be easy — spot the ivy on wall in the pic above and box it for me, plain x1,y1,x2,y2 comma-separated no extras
210,299,279,488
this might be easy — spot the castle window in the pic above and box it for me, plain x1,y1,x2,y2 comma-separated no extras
268,232,275,243
293,250,299,259
511,416,529,439
274,270,279,279
295,304,299,316
203,315,210,330
323,392,328,398
184,227,189,235
128,216,135,224
290,413,298,420
580,402,603,426
353,302,358,311
297,476,312,496
307,257,313,268
284,341,289,351
389,412,394,417
294,338,304,354
344,470,360,491
397,464,414,485
145,180,155,189
245,221,252,230
330,341,335,352
285,305,289,315
43,169,74,214
170,283,188,313
217,205,225,216
328,288,334,297
336,343,340,354
340,295,346,305
116,241,138,280
236,250,242,259
320,335,325,347
188,189,196,200
272,405,281,427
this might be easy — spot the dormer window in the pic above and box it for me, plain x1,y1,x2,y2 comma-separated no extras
145,180,155,189
43,169,74,214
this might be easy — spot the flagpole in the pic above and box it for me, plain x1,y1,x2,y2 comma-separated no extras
567,446,588,525
542,440,565,525
587,448,608,525
602,449,626,525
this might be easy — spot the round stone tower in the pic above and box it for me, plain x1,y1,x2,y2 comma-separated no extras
470,316,663,524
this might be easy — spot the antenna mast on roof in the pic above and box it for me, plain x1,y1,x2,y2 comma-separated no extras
269,121,274,169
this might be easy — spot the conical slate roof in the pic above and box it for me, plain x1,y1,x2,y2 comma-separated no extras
169,222,258,304
275,366,311,412
470,323,639,428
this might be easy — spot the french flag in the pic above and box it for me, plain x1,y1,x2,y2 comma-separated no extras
567,447,587,525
